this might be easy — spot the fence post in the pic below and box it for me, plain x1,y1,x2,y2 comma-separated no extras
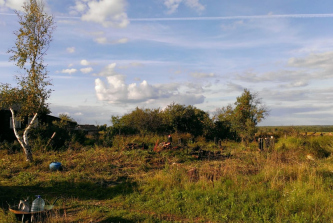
258,138,264,151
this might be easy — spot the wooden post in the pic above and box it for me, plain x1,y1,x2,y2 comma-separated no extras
258,138,264,151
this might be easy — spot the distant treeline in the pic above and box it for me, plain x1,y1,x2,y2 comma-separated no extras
258,126,333,133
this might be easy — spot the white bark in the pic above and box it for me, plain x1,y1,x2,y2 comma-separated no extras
9,107,35,161
23,112,38,147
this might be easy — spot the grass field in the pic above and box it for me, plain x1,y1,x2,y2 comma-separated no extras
1,134,333,222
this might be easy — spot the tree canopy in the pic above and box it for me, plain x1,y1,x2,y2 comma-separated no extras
109,103,212,138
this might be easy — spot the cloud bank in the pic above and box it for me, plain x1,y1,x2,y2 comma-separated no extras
95,75,205,105
94,62,205,105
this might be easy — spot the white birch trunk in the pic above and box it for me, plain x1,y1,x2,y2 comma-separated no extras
9,107,36,162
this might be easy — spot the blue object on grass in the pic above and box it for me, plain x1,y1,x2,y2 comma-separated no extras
49,162,62,171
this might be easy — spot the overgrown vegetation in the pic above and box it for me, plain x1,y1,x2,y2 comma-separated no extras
1,132,333,222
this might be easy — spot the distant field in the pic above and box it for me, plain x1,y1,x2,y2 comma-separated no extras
258,125,333,133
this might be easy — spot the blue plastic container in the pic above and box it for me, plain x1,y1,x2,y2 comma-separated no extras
49,162,62,171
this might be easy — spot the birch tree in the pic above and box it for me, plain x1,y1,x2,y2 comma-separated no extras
0,0,55,161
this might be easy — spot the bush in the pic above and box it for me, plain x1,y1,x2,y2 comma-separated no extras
0,140,21,154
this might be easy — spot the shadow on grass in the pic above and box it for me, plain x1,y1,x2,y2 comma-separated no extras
0,179,137,209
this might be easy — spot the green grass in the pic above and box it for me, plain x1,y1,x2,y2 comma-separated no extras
1,135,333,222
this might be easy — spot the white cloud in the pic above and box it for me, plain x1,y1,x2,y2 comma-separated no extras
95,75,205,104
127,81,157,101
184,0,205,12
185,82,204,93
113,37,128,44
61,68,77,75
0,0,5,6
4,0,26,11
80,59,90,66
94,37,108,44
93,63,117,76
72,0,87,13
72,0,129,28
66,47,75,53
288,51,333,70
164,0,182,14
279,81,308,88
190,72,215,78
226,82,244,92
95,75,128,102
80,67,93,74
237,51,333,84
164,0,205,14
94,37,128,44
68,63,73,67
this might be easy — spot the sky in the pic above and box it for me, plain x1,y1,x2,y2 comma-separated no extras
1,0,333,126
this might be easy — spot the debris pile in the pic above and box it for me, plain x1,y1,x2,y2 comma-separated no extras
189,146,224,160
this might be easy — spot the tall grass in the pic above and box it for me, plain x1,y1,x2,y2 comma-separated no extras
1,135,333,222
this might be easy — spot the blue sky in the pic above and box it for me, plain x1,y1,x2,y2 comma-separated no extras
1,0,333,126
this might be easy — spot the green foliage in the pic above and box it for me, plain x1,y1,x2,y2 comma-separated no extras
30,123,86,151
109,103,213,139
216,89,269,143
276,135,333,158
58,113,77,124
0,140,21,153
163,103,212,137
105,94,268,142
121,107,164,135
